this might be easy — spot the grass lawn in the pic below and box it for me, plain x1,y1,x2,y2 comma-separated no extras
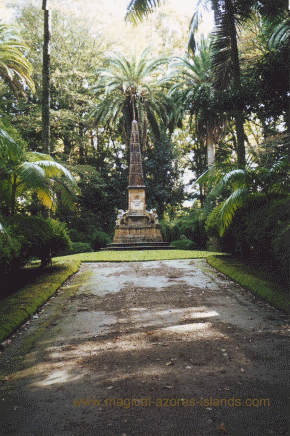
0,259,81,344
54,249,225,262
208,255,290,314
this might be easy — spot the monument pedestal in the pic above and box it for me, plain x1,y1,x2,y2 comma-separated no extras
113,209,163,244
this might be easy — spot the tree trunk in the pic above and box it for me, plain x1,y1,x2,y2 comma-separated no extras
142,118,148,152
79,123,85,163
10,174,17,216
42,1,51,155
89,130,96,157
234,110,245,166
63,134,72,155
225,0,246,168
207,124,215,169
287,41,290,131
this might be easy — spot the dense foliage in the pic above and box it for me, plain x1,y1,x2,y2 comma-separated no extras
0,215,71,280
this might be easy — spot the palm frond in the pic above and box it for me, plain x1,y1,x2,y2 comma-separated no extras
0,23,35,96
195,169,210,186
34,160,78,186
25,151,54,162
268,19,290,49
188,0,211,53
269,156,289,173
219,186,249,236
37,189,55,211
0,128,24,162
50,178,77,210
16,162,48,191
210,21,232,89
220,168,246,186
125,0,164,25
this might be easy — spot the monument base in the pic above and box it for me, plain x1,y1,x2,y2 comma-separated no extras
112,209,163,244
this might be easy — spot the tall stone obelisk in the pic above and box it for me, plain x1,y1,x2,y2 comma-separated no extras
112,120,163,245
128,120,146,212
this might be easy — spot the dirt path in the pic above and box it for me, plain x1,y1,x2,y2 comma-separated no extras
0,259,289,436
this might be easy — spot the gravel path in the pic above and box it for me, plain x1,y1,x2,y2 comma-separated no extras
0,259,289,436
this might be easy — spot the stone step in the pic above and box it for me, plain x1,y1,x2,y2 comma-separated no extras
102,242,173,251
107,242,170,247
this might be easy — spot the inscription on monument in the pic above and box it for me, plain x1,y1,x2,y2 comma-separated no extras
131,199,144,210
129,190,145,211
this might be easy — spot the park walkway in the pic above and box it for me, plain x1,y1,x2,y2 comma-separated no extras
0,259,289,435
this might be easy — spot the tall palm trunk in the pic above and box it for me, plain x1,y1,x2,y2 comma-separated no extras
207,120,215,168
10,174,17,216
225,0,245,167
42,0,51,155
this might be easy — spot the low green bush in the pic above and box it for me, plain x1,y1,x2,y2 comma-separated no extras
91,229,111,251
0,230,21,275
68,228,91,243
4,215,53,267
161,207,208,249
1,215,72,272
60,242,93,255
170,239,195,250
46,218,72,259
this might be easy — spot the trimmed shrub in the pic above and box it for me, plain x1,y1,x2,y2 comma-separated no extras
161,208,208,249
68,228,91,243
5,215,53,267
47,218,72,258
0,230,21,275
91,229,111,251
60,242,93,255
2,215,72,269
170,239,195,250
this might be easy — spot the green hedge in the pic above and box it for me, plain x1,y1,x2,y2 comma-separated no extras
0,259,81,344
208,255,290,313
1,215,72,275
161,208,207,249
205,196,290,287
60,242,93,255
91,229,111,251
170,239,195,250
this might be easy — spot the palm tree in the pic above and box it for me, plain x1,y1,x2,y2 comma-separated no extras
0,22,35,96
42,0,51,155
267,13,290,131
168,36,227,169
0,130,78,216
126,0,255,167
207,156,290,236
90,48,169,148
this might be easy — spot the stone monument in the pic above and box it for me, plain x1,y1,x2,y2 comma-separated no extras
104,120,169,250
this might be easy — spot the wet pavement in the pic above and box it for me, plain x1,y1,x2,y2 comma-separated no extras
0,259,289,435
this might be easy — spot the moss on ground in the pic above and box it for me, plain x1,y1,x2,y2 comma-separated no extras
0,259,81,343
54,249,225,263
208,255,290,314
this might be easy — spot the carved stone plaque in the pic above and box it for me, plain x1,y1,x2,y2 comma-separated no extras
131,200,144,210
129,189,145,211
